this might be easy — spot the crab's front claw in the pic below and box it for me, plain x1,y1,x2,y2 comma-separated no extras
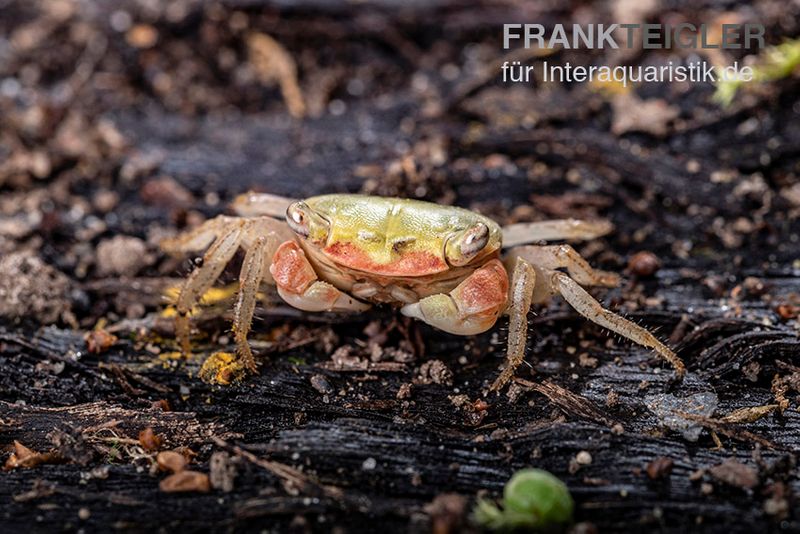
271,241,370,312
401,259,509,335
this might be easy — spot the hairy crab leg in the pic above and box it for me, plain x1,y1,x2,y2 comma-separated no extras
161,215,238,255
401,259,509,335
174,223,246,354
502,219,613,248
231,192,296,218
232,235,271,372
552,271,685,377
506,244,620,288
490,252,685,392
489,257,537,393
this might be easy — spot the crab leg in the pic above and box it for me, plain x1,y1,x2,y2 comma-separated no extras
489,257,536,392
506,244,620,288
490,256,684,391
401,259,509,335
163,215,294,358
552,271,685,376
270,241,370,312
161,215,238,255
232,235,270,372
231,192,295,218
174,223,246,354
502,219,613,248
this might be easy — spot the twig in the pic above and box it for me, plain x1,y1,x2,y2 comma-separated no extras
514,378,618,427
212,437,343,500
316,361,408,373
676,412,782,450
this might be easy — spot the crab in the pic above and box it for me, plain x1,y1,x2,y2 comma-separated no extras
161,193,685,391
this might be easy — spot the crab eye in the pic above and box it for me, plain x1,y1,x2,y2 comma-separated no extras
286,201,329,244
446,223,490,266
286,202,309,237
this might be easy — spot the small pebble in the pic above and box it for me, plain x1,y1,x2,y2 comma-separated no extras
628,251,661,277
96,235,150,276
159,470,211,493
362,457,377,470
396,383,413,400
310,374,334,395
646,457,674,480
576,451,593,465
157,450,187,473
126,24,158,48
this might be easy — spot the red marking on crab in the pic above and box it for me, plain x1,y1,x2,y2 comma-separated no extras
323,241,448,277
453,259,509,317
270,241,316,294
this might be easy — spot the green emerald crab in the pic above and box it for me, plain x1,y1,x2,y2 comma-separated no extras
162,193,684,391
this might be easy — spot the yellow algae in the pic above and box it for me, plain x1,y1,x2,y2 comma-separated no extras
198,352,245,385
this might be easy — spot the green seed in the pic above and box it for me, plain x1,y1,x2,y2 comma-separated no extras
504,469,573,525
473,468,574,531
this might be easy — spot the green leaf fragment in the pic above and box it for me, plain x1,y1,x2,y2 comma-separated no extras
714,39,800,106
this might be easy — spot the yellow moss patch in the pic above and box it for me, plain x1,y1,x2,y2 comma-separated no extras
161,284,240,318
198,352,245,385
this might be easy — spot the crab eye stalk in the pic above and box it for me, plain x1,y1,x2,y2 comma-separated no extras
446,222,490,266
286,201,329,244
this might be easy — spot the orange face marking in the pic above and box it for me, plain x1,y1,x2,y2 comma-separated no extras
323,241,448,277
270,241,317,294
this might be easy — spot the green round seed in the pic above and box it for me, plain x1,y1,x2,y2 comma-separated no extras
503,468,574,526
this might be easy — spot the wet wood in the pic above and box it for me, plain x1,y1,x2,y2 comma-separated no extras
1,1,799,532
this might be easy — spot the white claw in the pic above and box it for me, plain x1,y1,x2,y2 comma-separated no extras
400,301,424,321
401,295,493,336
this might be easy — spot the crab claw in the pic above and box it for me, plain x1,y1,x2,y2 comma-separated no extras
271,241,369,312
401,259,508,335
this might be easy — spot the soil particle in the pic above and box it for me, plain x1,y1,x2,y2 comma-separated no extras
209,451,237,492
763,483,790,520
416,360,453,386
708,459,759,490
140,176,194,209
138,427,163,452
159,470,211,493
84,329,118,354
310,374,334,395
628,251,661,278
48,427,94,466
424,493,467,534
95,236,152,276
157,451,188,474
645,392,719,442
646,457,674,480
396,383,413,400
0,251,72,324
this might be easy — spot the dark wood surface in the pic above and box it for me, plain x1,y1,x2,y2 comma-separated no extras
1,1,799,532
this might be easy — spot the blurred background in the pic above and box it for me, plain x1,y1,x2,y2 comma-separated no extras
2,0,799,276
